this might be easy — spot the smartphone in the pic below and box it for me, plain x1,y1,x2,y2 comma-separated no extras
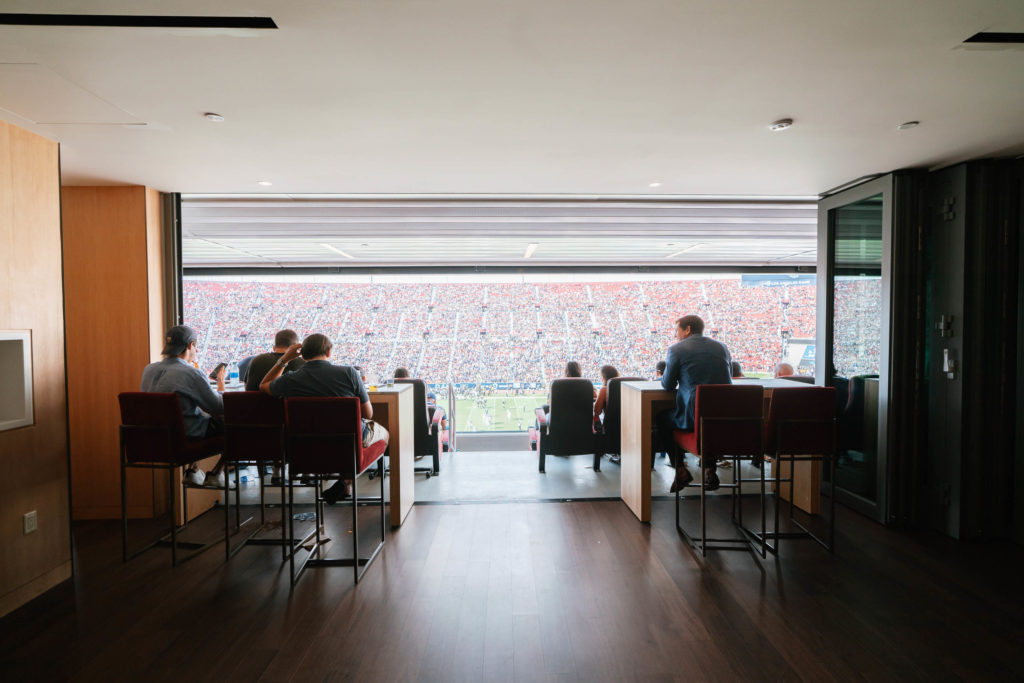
208,362,227,380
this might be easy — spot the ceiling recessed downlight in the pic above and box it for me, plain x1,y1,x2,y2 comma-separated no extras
768,118,793,132
204,112,224,122
897,120,920,130
648,182,662,188
257,180,273,186
524,243,539,258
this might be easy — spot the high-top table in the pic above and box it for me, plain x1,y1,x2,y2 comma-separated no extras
367,384,416,527
620,378,819,523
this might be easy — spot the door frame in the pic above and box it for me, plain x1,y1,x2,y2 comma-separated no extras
816,174,893,523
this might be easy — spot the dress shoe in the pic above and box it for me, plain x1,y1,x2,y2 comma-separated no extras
703,469,721,492
322,481,353,505
670,466,694,493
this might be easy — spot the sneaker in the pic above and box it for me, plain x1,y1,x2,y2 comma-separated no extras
204,471,226,488
609,454,621,464
183,468,205,486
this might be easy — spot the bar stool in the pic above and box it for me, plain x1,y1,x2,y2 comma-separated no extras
284,397,388,585
223,391,298,560
673,384,764,556
118,392,225,565
742,386,837,554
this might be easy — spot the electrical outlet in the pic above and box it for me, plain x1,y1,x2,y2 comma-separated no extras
23,510,37,535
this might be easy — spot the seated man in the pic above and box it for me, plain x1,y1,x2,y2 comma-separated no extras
655,314,733,492
775,362,795,378
731,360,744,378
244,328,306,391
426,390,448,430
260,333,388,504
140,325,228,487
394,367,410,379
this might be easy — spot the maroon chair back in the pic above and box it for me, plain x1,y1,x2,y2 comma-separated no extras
693,384,764,458
118,392,191,464
765,387,836,456
223,391,286,464
284,397,378,476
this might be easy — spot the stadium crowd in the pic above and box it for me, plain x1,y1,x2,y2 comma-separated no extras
184,278,877,388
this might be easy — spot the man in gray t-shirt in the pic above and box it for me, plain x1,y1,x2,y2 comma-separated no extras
140,325,227,487
260,333,387,504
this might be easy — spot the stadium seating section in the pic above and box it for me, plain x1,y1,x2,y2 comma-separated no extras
184,278,878,385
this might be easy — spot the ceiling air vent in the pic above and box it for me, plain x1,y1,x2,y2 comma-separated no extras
963,32,1024,44
0,14,277,29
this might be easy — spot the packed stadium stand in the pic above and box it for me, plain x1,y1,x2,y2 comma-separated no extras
184,277,894,387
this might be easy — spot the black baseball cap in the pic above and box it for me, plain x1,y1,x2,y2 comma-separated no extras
161,325,198,356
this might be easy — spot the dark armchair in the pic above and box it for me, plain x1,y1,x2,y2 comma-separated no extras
395,378,442,476
535,378,602,473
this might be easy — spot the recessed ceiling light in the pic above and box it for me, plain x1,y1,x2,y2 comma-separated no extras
648,182,662,188
897,120,920,130
204,112,224,122
321,243,355,259
524,243,539,258
257,180,273,186
768,118,793,132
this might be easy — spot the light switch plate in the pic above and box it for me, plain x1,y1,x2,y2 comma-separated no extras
23,510,37,534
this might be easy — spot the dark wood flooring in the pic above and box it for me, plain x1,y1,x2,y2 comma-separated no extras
3,497,1023,682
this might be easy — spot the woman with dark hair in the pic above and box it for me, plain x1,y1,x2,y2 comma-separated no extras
593,364,619,423
593,364,620,461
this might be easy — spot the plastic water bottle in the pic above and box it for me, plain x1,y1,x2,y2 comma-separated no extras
229,361,239,384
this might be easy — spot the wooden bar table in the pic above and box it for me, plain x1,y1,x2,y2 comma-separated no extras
619,378,819,523
367,384,415,527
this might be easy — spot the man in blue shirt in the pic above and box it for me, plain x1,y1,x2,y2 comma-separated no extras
140,325,227,487
260,333,388,504
656,315,733,492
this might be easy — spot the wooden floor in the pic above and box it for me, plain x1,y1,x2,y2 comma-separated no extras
3,497,1023,682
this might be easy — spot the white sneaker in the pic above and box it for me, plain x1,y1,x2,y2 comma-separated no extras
183,468,205,486
204,471,226,488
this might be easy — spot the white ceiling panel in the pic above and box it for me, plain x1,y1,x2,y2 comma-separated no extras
0,1,1021,195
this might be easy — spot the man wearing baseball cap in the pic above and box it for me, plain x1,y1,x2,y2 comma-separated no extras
140,325,228,487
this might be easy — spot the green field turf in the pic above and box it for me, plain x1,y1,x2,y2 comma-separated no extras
454,393,547,432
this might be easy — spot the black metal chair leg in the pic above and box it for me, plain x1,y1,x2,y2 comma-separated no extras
120,449,128,563
352,468,360,584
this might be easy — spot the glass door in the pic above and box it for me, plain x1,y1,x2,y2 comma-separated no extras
817,176,892,522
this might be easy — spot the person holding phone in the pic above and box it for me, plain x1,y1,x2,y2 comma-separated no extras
140,325,228,487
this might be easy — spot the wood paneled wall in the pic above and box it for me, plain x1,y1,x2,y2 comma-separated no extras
0,120,71,618
62,186,168,520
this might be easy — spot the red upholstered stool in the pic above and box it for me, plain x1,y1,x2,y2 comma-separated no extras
223,391,294,561
673,384,764,557
118,392,225,565
284,397,388,585
747,386,837,554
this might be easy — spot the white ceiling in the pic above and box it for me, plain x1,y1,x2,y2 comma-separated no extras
181,196,818,266
0,0,1022,196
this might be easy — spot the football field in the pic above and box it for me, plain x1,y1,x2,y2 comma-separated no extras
454,393,547,432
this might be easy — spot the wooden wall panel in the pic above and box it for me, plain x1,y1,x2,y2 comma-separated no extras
63,187,166,519
0,120,71,618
